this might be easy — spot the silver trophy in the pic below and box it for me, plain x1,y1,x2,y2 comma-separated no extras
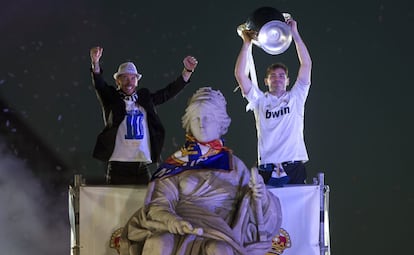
237,7,292,55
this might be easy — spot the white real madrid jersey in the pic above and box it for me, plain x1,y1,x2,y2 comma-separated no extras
245,80,310,165
109,100,152,163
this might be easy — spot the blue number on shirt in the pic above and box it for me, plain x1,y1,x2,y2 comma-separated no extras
125,111,144,139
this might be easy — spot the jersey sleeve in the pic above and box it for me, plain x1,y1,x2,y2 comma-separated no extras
243,85,263,112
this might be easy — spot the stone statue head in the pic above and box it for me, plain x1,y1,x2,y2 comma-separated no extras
182,87,231,142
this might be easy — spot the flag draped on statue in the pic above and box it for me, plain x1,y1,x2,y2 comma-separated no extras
151,134,233,180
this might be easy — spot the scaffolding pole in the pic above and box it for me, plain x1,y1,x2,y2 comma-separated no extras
318,172,331,255
69,174,83,255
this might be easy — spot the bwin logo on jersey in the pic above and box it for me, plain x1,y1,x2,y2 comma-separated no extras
266,107,290,119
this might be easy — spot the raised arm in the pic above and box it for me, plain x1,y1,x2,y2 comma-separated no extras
89,46,114,111
288,18,312,85
150,55,198,105
181,55,198,82
234,30,256,95
90,46,103,74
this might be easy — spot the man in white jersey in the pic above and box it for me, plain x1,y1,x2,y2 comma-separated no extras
234,16,312,186
90,46,198,185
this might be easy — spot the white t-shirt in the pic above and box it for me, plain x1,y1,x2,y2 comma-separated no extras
244,80,310,165
109,100,152,163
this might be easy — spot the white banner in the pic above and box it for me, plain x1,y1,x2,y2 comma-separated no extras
70,185,323,255
74,186,147,255
267,186,321,255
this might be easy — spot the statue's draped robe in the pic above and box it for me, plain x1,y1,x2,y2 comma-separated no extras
120,155,282,255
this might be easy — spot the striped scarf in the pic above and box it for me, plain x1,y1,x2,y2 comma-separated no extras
118,90,138,102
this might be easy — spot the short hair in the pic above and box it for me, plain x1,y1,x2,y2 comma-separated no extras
265,63,289,77
182,87,231,136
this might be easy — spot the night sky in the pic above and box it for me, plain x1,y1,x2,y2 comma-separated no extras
1,0,413,254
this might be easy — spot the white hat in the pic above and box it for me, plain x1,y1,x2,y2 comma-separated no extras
113,62,142,80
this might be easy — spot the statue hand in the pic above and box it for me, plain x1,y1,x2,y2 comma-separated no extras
167,219,194,235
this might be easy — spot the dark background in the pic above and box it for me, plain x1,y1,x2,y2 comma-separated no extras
0,0,413,254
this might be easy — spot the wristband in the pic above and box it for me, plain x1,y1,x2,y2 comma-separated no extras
184,67,194,73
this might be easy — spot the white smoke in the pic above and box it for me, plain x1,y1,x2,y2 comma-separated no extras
0,141,69,254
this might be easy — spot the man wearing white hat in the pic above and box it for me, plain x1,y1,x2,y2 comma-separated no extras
90,46,198,185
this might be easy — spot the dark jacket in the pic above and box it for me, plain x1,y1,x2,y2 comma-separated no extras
91,70,189,163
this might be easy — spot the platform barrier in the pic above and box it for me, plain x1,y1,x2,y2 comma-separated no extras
69,173,330,255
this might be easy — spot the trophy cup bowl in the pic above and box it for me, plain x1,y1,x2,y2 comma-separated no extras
238,6,292,55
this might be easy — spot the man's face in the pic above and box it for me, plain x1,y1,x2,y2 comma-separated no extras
116,73,138,95
265,68,289,90
189,105,221,143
